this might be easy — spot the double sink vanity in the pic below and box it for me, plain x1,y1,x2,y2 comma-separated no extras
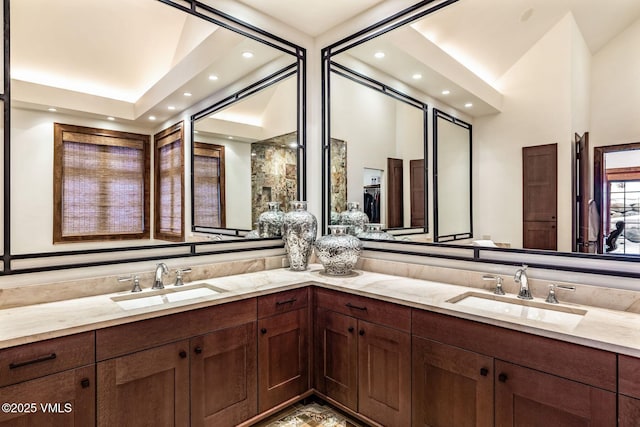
1,259,640,426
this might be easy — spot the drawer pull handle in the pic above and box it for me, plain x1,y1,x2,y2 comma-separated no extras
9,353,57,369
261,328,267,334
359,329,365,336
179,351,187,359
498,373,508,383
80,378,90,389
480,368,489,377
346,303,367,311
276,298,297,306
348,326,354,333
194,346,203,354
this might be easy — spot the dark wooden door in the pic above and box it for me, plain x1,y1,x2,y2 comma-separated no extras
97,340,190,427
190,322,257,427
410,159,425,227
258,307,309,412
314,308,358,410
387,158,404,228
495,360,616,426
412,337,493,427
523,144,557,250
358,320,411,427
0,366,95,427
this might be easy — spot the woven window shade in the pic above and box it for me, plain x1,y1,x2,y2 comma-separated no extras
194,153,221,227
60,137,146,238
157,141,182,234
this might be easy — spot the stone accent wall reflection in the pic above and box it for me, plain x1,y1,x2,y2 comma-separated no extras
251,132,298,225
331,138,347,223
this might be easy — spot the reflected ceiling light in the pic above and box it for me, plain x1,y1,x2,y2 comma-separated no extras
374,51,385,59
464,102,473,108
412,73,422,80
47,107,57,112
228,136,234,139
442,90,450,95
242,51,254,59
168,106,176,110
107,116,115,121
289,142,298,148
208,74,219,81
194,130,199,134
149,116,156,121
183,92,192,97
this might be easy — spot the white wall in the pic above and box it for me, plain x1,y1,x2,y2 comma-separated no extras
395,102,424,227
473,13,579,251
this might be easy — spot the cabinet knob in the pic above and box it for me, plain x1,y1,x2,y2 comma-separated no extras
498,373,508,383
179,351,187,359
480,368,489,377
194,346,203,354
80,378,90,389
348,326,354,333
261,328,267,334
359,329,365,336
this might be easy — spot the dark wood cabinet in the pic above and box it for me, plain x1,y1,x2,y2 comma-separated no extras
258,289,310,413
314,288,411,426
97,340,190,427
412,337,493,427
0,365,95,427
618,354,640,426
495,360,616,426
190,322,257,427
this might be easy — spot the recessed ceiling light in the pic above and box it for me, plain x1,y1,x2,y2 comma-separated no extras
107,116,115,121
374,52,385,59
442,90,451,95
228,136,234,139
412,73,422,80
208,74,219,81
242,51,254,59
168,106,176,110
289,142,298,148
183,92,192,97
149,116,156,121
194,130,199,134
464,102,473,108
48,107,57,112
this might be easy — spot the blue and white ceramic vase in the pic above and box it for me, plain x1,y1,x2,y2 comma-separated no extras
282,201,317,271
258,201,285,237
314,225,362,276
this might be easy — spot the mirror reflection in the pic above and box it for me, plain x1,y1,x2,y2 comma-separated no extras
327,0,640,256
10,0,297,254
192,75,298,237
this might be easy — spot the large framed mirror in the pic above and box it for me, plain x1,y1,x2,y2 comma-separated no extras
322,0,640,277
4,0,305,273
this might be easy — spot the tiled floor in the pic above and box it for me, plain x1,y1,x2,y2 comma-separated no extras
256,402,364,427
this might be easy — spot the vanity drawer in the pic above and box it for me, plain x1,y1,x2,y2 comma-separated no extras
258,287,308,319
97,298,256,360
619,355,640,398
315,288,410,332
0,331,95,387
412,309,616,391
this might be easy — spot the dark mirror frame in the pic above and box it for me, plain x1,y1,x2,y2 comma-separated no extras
1,0,306,274
321,0,640,278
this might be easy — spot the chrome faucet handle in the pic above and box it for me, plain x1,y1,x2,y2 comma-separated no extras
174,268,192,286
545,284,558,304
118,275,142,293
482,274,505,295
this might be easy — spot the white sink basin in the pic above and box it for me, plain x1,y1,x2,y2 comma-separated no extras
111,283,227,310
447,292,587,329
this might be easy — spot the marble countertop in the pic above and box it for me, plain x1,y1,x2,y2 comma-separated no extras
2,264,640,357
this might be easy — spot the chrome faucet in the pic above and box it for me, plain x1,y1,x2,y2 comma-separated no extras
153,263,169,290
514,265,533,300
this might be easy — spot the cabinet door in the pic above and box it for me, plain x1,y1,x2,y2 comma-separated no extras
258,307,309,412
412,337,493,427
314,308,358,410
619,395,640,427
97,340,190,427
191,322,257,427
0,365,94,427
495,360,615,426
358,320,411,427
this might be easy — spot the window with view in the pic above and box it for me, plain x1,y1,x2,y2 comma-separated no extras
53,123,150,243
154,122,184,241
